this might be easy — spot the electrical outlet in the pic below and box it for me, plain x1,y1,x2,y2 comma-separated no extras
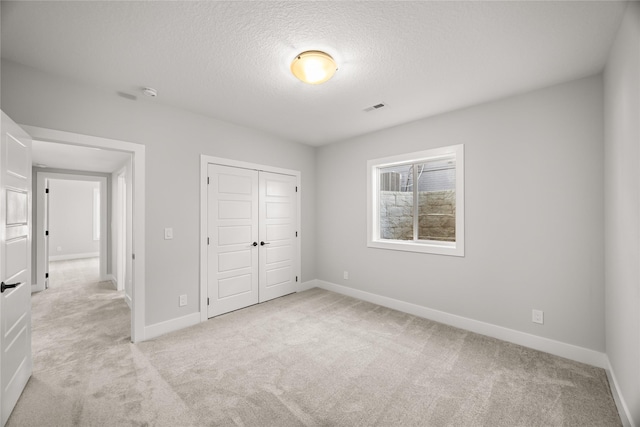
343,271,349,280
164,227,173,240
532,309,544,324
179,294,187,307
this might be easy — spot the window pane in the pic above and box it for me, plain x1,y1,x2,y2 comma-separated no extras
417,157,456,242
379,164,413,240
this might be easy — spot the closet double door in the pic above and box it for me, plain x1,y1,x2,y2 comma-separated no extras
207,164,298,318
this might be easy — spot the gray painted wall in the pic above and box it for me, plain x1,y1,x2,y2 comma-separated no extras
604,2,640,424
48,179,99,258
2,59,316,326
316,76,605,352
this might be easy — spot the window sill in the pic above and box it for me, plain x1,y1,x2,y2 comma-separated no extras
368,239,464,257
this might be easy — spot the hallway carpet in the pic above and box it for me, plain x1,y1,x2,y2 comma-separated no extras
8,259,621,426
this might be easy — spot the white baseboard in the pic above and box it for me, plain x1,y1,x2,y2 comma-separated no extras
606,358,636,427
144,312,200,341
144,280,320,342
298,279,319,292
103,274,116,288
49,252,99,261
312,280,608,369
124,293,132,309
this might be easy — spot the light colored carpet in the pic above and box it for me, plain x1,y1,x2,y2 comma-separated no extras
8,258,621,426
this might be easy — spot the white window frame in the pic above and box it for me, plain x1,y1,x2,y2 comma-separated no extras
367,144,464,256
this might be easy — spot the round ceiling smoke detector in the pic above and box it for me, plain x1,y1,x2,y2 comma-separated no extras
142,87,158,97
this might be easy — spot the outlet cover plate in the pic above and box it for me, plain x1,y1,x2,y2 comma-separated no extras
532,309,544,324
179,294,187,307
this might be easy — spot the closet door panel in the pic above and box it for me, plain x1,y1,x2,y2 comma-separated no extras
259,172,297,302
207,165,259,317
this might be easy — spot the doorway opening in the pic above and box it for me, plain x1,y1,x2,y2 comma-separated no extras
27,125,146,342
48,178,102,288
36,174,108,293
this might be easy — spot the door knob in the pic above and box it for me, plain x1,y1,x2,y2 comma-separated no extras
1,282,20,293
252,242,258,247
260,241,270,246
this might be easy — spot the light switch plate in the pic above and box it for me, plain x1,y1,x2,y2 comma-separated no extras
164,227,173,240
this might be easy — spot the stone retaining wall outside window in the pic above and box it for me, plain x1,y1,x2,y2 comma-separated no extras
380,190,455,241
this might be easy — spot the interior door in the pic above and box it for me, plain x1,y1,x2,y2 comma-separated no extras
258,172,297,302
44,179,49,290
207,164,259,317
0,111,33,426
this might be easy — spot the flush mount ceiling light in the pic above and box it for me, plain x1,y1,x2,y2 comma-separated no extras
290,50,337,85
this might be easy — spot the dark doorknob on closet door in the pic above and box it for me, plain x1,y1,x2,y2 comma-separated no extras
1,282,20,293
252,242,258,247
260,241,270,246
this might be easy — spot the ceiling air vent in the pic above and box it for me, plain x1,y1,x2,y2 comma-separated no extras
364,102,387,112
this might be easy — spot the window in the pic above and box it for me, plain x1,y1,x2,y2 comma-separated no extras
367,144,464,256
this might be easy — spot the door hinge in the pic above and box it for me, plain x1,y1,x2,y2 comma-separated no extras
207,177,210,185
132,253,136,260
295,186,298,192
207,297,210,306
45,188,49,194
45,273,49,279
295,231,298,237
45,230,49,236
296,276,298,282
207,237,210,245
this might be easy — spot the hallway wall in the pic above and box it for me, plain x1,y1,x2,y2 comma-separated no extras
48,179,100,260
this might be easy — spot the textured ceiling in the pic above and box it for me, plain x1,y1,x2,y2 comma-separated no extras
1,1,628,146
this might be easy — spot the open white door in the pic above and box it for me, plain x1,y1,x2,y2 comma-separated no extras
43,179,49,290
34,177,49,293
0,112,33,426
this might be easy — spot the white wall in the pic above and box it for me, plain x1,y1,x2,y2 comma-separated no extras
316,76,605,352
604,2,640,425
48,179,100,259
1,59,316,327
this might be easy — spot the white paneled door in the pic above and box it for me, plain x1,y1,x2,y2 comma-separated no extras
207,164,298,318
208,165,260,317
0,112,33,426
259,172,297,303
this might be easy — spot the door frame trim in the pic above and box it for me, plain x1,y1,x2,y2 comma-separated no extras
199,155,301,322
35,172,108,292
22,125,146,343
115,167,127,294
